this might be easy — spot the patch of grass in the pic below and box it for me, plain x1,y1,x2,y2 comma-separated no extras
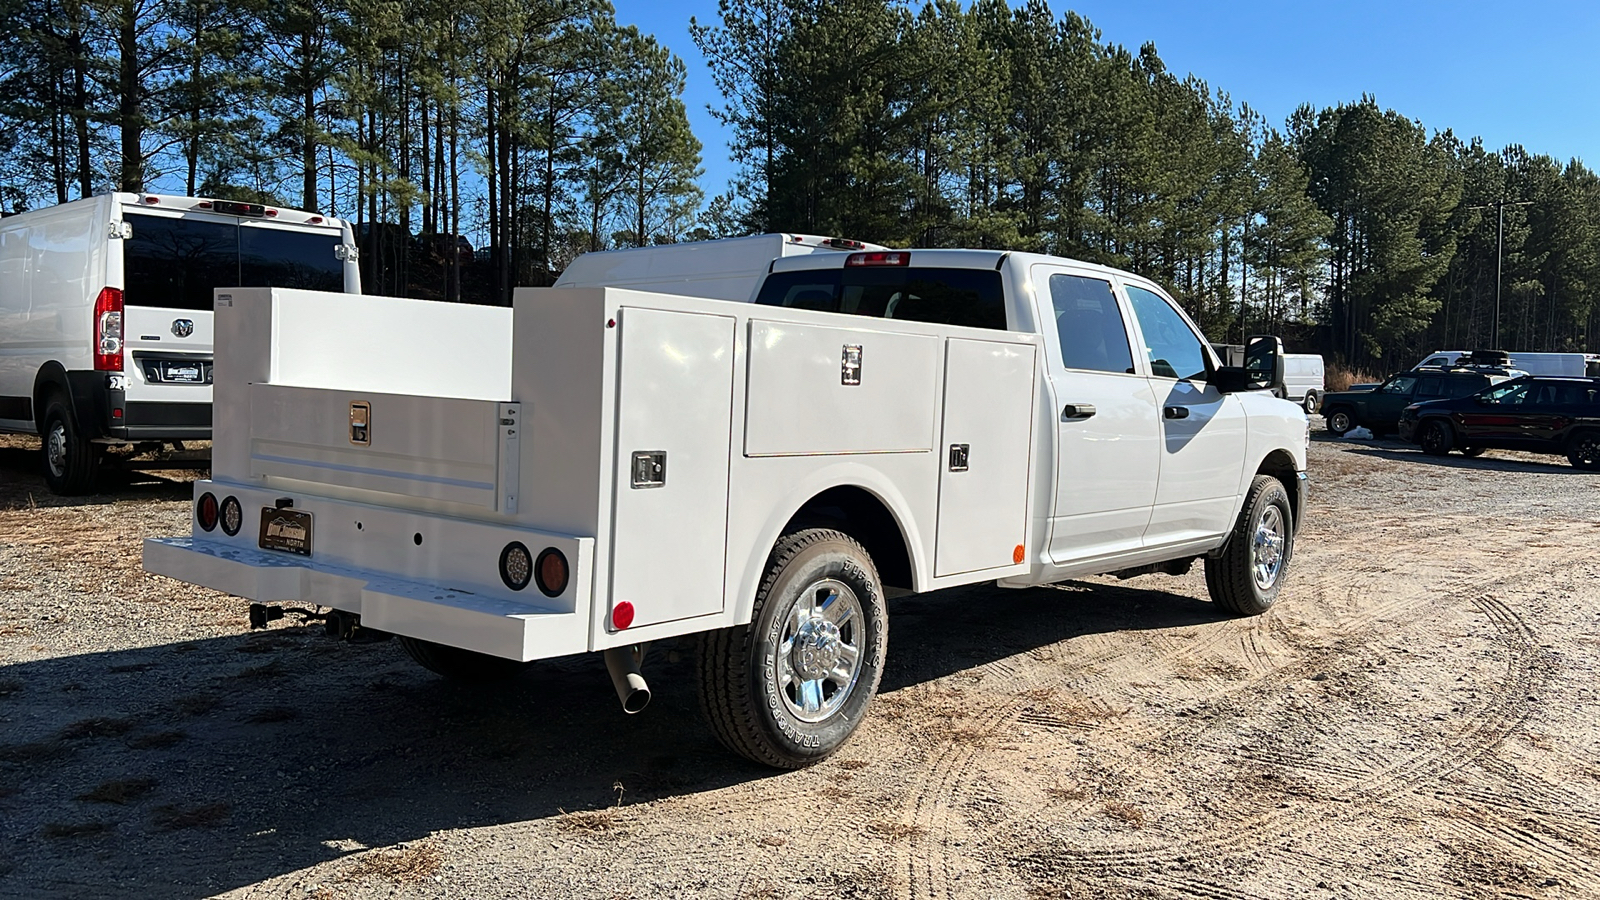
0,740,71,764
555,808,624,833
127,730,185,750
43,821,111,839
242,706,297,724
866,820,926,840
173,693,220,716
1102,801,1146,828
59,717,135,740
152,801,229,830
77,777,157,805
345,843,443,884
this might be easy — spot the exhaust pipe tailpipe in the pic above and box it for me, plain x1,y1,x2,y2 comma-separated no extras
603,645,651,714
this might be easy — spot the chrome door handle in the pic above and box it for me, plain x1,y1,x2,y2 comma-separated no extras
1061,403,1097,420
1164,406,1190,419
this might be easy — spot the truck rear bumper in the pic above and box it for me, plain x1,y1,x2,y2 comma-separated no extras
144,505,592,662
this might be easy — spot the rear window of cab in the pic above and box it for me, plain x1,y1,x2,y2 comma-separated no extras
755,267,1006,330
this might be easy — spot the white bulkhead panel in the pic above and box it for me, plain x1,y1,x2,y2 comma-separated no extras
744,319,939,456
935,338,1037,576
609,306,736,629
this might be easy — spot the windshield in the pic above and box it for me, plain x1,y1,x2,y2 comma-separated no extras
122,212,343,309
754,266,1006,330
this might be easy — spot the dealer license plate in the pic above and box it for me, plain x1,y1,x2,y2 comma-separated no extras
258,508,313,556
161,362,203,383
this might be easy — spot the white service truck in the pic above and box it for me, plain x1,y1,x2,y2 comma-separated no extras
143,247,1309,768
0,193,360,494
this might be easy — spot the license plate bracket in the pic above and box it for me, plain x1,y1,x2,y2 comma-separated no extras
160,362,203,383
258,508,313,556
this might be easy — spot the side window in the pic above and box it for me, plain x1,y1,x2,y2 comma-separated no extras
1381,375,1419,395
1048,274,1135,374
1445,377,1484,398
1480,382,1530,405
1125,285,1208,381
1415,376,1448,399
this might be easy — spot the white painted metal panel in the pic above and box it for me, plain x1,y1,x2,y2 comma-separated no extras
745,319,939,456
249,383,505,508
935,338,1037,576
609,306,736,629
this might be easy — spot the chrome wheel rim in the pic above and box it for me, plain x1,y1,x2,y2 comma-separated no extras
1329,411,1350,433
774,578,864,723
1252,505,1287,590
46,422,68,478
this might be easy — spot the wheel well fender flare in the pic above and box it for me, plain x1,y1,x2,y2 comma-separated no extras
31,362,74,431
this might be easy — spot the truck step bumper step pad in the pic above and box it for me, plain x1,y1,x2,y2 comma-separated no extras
142,537,582,661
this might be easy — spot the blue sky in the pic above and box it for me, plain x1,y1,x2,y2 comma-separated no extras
609,0,1600,199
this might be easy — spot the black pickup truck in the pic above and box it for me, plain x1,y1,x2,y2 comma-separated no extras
1320,368,1511,437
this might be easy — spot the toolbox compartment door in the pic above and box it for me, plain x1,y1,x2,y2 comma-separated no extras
934,338,1036,576
609,306,736,629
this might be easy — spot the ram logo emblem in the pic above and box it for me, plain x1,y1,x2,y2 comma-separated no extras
171,318,194,338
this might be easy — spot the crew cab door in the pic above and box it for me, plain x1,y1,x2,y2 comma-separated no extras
1121,283,1249,548
1032,266,1159,562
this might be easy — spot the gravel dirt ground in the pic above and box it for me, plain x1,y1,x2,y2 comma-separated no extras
1,429,1598,900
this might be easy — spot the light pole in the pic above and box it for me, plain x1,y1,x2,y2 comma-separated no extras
1467,197,1533,349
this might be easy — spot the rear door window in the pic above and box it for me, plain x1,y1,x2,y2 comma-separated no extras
1415,375,1449,399
1047,274,1135,374
755,266,1006,330
123,213,239,310
240,226,343,291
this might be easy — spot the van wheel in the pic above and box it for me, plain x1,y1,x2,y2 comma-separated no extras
1325,408,1355,436
697,529,887,769
1205,475,1293,616
40,394,101,495
1419,420,1454,456
1567,430,1600,470
1461,446,1485,458
1302,391,1319,414
398,636,533,682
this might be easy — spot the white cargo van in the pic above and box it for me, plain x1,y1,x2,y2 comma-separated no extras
0,194,360,493
1415,350,1586,377
1282,353,1325,413
146,246,1308,768
552,233,886,302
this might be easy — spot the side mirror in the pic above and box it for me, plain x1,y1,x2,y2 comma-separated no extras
1215,335,1285,394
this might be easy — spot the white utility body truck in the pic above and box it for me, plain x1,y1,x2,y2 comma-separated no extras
144,247,1309,768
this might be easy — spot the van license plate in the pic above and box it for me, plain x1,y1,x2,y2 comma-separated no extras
162,363,202,383
258,508,313,556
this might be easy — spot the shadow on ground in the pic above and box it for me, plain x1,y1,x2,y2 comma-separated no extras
0,575,1224,898
0,439,201,509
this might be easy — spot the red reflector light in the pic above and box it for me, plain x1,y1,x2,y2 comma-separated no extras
264,208,278,217
307,215,324,224
93,287,124,371
825,238,867,250
197,201,213,209
111,408,122,418
844,251,909,267
612,601,635,630
142,195,159,204
196,492,219,531
534,547,569,597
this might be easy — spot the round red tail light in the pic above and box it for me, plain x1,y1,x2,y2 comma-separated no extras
196,492,218,531
534,547,569,597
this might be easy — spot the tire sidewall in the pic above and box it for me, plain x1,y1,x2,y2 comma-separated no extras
749,536,887,762
1327,408,1353,435
1420,419,1452,455
41,396,83,493
1568,430,1600,470
1245,479,1293,608
1302,391,1318,414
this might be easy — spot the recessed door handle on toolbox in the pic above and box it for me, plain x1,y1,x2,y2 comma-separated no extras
1164,406,1190,419
1061,403,1097,420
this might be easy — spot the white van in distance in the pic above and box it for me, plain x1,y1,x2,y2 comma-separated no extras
0,194,361,493
1282,353,1325,414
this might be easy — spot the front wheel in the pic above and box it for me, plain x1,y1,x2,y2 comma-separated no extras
1205,475,1293,616
40,394,101,495
1325,408,1355,436
1419,419,1454,456
1567,430,1600,470
697,529,888,768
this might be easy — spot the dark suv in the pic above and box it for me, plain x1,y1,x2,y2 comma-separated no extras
1320,368,1510,437
1398,376,1600,468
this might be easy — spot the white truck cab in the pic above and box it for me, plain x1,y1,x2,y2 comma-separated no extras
144,245,1308,768
0,193,360,493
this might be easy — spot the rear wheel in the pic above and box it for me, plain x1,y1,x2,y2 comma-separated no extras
1205,475,1293,616
1567,430,1600,470
1302,391,1319,414
399,637,533,683
1419,419,1454,456
697,529,888,768
1325,408,1355,436
1461,446,1486,458
40,394,101,495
